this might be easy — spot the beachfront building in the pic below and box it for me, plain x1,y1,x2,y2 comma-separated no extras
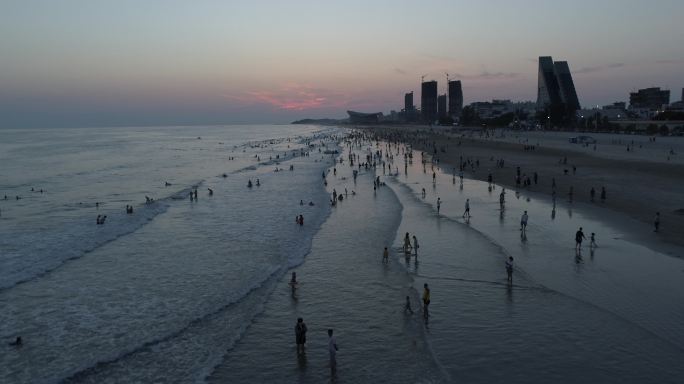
554,61,580,111
578,106,626,122
347,110,383,124
404,92,414,113
470,100,536,120
536,56,580,123
628,87,671,119
421,80,438,124
471,100,513,120
402,91,419,122
604,102,627,110
437,94,447,120
448,80,463,119
630,87,670,110
575,102,628,121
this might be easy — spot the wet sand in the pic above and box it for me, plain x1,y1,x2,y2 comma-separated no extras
364,125,684,252
373,138,684,382
205,135,684,383
207,144,443,383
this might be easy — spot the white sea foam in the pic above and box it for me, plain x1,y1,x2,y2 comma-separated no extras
0,125,339,383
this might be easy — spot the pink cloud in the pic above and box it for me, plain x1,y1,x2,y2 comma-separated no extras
227,83,348,111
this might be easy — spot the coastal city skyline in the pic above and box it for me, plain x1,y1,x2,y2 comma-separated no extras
1,0,683,128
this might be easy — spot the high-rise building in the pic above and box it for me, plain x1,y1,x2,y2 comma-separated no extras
404,92,414,112
448,80,463,118
537,56,562,110
629,87,670,110
437,94,447,120
553,61,580,112
421,80,438,123
537,56,580,117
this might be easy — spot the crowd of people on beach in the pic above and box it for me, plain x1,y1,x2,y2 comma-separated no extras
345,127,671,309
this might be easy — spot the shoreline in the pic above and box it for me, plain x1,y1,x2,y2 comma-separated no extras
357,124,684,253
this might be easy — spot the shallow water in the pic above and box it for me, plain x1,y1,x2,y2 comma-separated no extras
384,143,684,382
0,125,339,383
208,143,444,384
3,128,684,383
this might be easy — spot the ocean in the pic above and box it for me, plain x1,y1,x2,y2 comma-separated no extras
2,126,684,383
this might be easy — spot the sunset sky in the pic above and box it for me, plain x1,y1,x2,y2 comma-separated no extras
1,0,683,128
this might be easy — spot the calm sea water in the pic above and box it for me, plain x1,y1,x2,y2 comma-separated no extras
0,124,338,383
2,127,684,383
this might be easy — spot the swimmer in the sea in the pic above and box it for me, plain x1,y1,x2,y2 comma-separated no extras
9,336,22,347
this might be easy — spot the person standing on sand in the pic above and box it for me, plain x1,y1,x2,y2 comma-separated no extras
499,189,506,209
654,212,660,232
403,233,412,255
412,235,419,256
506,257,514,283
422,283,431,318
463,199,470,218
520,211,528,233
328,329,338,372
575,227,587,251
437,197,441,214
590,233,598,248
590,187,595,202
383,247,389,263
601,187,606,202
295,318,307,354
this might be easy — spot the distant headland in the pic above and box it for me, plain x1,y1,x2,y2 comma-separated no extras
291,118,346,125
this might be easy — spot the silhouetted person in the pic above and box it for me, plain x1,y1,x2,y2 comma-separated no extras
295,318,307,354
575,227,586,251
328,329,338,372
9,336,22,347
404,295,413,314
506,257,514,283
422,283,431,318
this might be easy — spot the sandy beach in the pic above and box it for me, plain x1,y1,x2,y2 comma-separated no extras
363,125,684,252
